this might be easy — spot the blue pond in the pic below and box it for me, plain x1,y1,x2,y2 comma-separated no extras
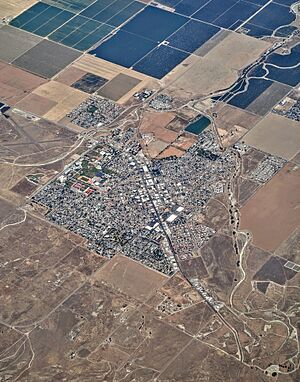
193,0,237,23
246,2,295,32
175,0,209,16
185,116,211,135
228,78,273,109
243,22,273,38
275,26,298,37
264,44,300,86
133,45,188,79
249,64,266,78
213,0,259,29
266,44,300,67
167,19,220,53
275,0,297,5
90,29,156,68
266,66,300,87
122,5,187,42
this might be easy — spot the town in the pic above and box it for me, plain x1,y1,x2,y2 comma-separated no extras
32,122,284,280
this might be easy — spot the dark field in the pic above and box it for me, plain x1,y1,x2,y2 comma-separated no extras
246,81,291,116
167,19,220,54
72,72,108,94
0,25,41,63
97,73,140,101
133,44,189,79
254,256,297,285
13,39,81,79
90,29,157,68
242,2,296,37
228,78,273,110
0,62,47,105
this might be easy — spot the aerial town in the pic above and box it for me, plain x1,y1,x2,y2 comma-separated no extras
0,0,300,380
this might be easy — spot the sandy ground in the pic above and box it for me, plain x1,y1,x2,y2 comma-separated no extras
240,163,300,252
73,55,124,80
0,62,47,105
28,80,88,121
173,134,197,150
15,93,57,115
214,103,261,131
145,139,169,158
157,146,185,158
92,255,167,302
54,66,87,86
0,0,36,18
98,73,141,102
242,113,300,160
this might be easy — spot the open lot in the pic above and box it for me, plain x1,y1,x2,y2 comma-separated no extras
254,255,297,285
157,145,185,158
72,73,108,94
214,103,261,131
139,111,177,143
214,102,261,146
73,54,124,80
1,283,270,380
54,65,87,86
173,133,197,151
159,338,263,382
242,113,300,160
240,163,300,252
275,227,300,265
144,139,169,159
0,213,103,324
178,233,237,304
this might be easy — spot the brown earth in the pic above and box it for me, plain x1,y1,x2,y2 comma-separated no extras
157,145,185,158
139,111,177,143
0,62,47,105
240,163,300,252
15,93,57,116
242,113,300,160
92,254,167,302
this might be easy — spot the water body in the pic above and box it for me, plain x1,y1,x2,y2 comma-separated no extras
185,116,211,135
